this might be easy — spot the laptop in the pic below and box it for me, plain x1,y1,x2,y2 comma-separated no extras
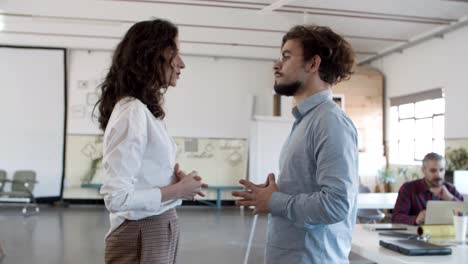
379,239,452,256
379,231,419,239
425,201,468,225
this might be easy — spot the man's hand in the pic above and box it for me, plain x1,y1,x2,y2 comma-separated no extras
231,173,278,214
430,185,455,201
173,163,208,197
415,210,426,225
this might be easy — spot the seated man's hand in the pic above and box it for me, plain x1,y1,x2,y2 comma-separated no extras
430,185,455,201
415,210,426,225
231,173,278,214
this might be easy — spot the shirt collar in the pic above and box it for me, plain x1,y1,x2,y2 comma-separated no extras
415,178,431,193
292,89,332,120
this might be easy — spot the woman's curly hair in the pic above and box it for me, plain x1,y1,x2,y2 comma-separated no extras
95,19,178,131
282,25,355,85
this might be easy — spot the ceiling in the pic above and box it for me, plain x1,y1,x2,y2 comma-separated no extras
1,0,468,64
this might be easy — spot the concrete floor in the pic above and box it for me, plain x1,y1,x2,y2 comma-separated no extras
0,205,373,264
0,205,267,264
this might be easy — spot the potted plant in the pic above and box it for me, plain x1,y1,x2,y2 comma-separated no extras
81,136,104,185
378,166,397,192
389,166,421,192
445,147,468,183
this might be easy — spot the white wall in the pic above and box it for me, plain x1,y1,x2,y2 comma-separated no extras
371,25,468,140
67,50,277,138
165,56,275,138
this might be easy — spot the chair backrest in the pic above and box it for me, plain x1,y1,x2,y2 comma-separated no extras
0,170,6,192
359,184,371,194
12,170,36,193
357,183,385,223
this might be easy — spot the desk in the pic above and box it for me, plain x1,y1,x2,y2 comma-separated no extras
357,193,398,209
81,183,102,189
352,224,468,264
0,197,30,203
198,186,243,209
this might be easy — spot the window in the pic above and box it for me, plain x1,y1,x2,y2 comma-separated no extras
389,89,444,164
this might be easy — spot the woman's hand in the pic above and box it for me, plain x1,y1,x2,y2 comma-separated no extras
173,163,208,198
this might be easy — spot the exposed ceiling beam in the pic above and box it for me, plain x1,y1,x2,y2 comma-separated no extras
0,45,279,62
258,0,295,14
344,35,408,43
199,0,457,22
278,9,452,25
285,4,455,23
359,16,468,64
0,29,376,56
105,0,259,11
106,0,457,25
441,0,468,3
0,13,408,43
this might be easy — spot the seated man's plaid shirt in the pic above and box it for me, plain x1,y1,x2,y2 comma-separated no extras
392,178,464,225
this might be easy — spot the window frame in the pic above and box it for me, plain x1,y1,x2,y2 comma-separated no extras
390,93,445,165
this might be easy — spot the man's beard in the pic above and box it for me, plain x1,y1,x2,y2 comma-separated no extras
427,178,444,188
274,80,303,96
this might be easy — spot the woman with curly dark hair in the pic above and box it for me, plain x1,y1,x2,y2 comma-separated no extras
96,19,207,264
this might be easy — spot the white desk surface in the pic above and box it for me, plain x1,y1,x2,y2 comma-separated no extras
357,193,398,209
352,224,468,264
0,197,30,203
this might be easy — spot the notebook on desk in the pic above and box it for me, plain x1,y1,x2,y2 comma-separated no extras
363,223,408,231
379,231,418,239
379,239,452,256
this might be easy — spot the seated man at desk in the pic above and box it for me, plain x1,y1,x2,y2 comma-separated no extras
392,152,464,225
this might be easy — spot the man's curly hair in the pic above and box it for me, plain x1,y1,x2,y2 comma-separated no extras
282,25,355,85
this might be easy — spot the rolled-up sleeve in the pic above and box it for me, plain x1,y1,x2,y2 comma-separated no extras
100,104,162,213
269,112,358,226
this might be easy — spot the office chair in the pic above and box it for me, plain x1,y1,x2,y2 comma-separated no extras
357,184,385,224
10,170,40,215
0,170,6,193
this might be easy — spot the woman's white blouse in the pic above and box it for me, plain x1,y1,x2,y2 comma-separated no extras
100,97,181,237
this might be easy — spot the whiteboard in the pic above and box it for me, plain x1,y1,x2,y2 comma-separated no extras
249,116,294,185
62,135,247,200
0,46,65,197
174,137,248,200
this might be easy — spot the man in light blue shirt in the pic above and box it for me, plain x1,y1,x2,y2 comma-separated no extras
233,25,359,263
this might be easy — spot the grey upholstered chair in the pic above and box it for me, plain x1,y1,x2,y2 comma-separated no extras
357,184,385,224
0,170,40,215
0,170,6,193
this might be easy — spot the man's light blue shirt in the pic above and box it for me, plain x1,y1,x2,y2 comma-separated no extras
266,89,359,264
